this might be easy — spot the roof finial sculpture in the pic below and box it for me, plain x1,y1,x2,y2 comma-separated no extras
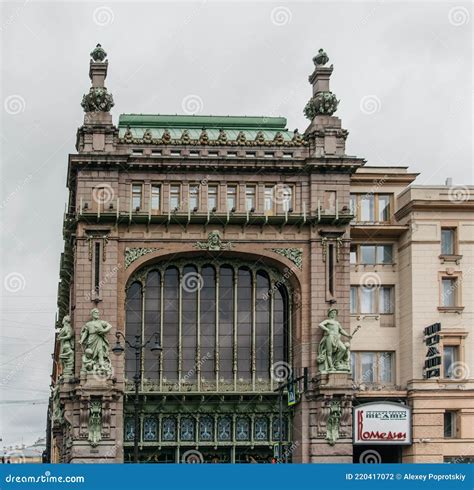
313,48,329,66
81,44,114,113
304,49,339,119
90,43,107,63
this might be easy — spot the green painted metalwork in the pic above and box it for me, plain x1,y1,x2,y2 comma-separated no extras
88,400,102,447
326,400,342,445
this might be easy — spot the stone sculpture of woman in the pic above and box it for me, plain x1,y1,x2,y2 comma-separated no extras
80,308,112,376
58,315,74,377
317,308,352,373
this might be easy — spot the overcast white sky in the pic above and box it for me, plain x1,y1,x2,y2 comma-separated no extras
0,0,472,448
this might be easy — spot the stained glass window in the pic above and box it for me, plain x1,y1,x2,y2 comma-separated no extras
180,417,195,441
236,417,250,441
143,417,158,441
124,418,135,441
199,416,214,441
272,417,288,441
217,416,232,441
254,416,269,441
162,417,177,441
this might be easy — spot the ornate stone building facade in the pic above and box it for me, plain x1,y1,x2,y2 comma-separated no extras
47,45,474,464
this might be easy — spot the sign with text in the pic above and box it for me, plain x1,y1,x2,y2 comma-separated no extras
353,402,412,445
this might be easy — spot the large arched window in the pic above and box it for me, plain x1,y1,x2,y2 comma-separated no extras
125,260,291,392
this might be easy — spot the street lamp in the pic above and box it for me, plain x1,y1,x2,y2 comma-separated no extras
113,331,162,463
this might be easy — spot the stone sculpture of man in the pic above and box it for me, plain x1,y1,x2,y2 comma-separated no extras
80,308,112,375
317,308,352,372
58,315,74,377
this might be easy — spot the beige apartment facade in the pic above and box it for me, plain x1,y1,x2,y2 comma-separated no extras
46,45,474,464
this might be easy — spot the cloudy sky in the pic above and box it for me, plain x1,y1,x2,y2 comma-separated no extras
0,0,472,448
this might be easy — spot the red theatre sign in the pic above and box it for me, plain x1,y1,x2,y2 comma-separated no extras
353,402,412,445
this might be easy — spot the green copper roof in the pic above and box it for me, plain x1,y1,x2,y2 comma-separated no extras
119,114,287,130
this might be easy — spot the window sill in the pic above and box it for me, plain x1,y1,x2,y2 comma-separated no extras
438,306,464,314
439,254,462,265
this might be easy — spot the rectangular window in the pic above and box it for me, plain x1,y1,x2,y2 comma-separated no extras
282,186,293,212
151,184,160,211
189,184,199,211
94,242,101,294
379,352,394,383
441,228,455,255
246,186,256,212
170,185,181,210
379,286,394,314
443,345,458,379
350,194,357,221
360,245,376,264
350,286,358,314
132,184,142,210
227,186,237,211
378,194,391,221
441,278,456,307
208,186,218,211
352,352,394,385
264,186,274,213
360,195,374,221
350,245,357,264
360,352,376,383
360,286,376,313
327,244,335,297
444,411,456,438
377,245,393,264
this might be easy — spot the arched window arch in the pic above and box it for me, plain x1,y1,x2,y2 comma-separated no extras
125,259,292,392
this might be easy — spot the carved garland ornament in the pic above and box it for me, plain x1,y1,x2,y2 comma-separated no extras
125,247,161,268
269,248,303,270
119,127,308,147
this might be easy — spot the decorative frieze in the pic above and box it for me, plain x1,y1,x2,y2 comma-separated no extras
125,247,160,268
195,231,233,251
268,248,303,269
